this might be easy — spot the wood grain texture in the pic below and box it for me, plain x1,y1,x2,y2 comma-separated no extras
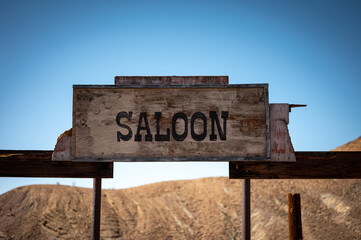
270,104,296,162
288,193,303,240
52,129,72,161
115,76,229,86
73,85,269,161
0,150,113,178
229,151,361,179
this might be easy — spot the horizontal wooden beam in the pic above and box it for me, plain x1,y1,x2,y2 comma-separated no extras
229,151,361,179
0,150,113,178
115,76,229,85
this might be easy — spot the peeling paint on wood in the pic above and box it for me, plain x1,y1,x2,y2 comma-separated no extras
52,129,72,161
270,104,296,162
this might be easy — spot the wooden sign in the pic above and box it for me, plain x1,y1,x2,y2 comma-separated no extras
73,85,269,161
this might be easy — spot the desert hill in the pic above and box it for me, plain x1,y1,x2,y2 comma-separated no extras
0,136,361,240
333,136,361,151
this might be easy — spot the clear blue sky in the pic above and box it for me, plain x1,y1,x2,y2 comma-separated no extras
1,0,360,194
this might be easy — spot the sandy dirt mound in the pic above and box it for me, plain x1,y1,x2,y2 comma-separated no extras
333,136,361,151
1,178,361,240
0,136,360,240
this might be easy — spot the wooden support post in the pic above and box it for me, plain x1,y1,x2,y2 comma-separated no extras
92,178,102,240
288,193,303,240
242,179,251,240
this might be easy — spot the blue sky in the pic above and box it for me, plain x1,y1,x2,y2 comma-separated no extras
1,0,360,194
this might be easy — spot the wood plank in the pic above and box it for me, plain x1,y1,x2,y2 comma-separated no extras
229,151,361,179
0,150,113,178
73,85,269,161
269,104,296,162
115,76,229,85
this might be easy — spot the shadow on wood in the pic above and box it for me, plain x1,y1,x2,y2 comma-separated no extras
229,151,361,179
0,150,113,178
288,193,303,240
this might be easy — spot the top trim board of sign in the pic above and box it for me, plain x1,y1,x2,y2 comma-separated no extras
73,84,268,88
114,75,229,85
72,84,269,162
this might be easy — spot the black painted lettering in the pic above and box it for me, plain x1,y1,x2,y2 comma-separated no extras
135,112,153,141
172,112,188,141
116,111,133,141
155,112,170,141
209,111,228,141
191,112,207,141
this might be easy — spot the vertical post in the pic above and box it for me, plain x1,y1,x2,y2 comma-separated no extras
288,193,303,240
92,177,102,240
242,179,251,240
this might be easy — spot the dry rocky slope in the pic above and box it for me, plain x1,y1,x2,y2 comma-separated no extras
1,136,361,240
333,136,361,151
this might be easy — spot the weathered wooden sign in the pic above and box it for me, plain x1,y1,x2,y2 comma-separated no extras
73,84,269,161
